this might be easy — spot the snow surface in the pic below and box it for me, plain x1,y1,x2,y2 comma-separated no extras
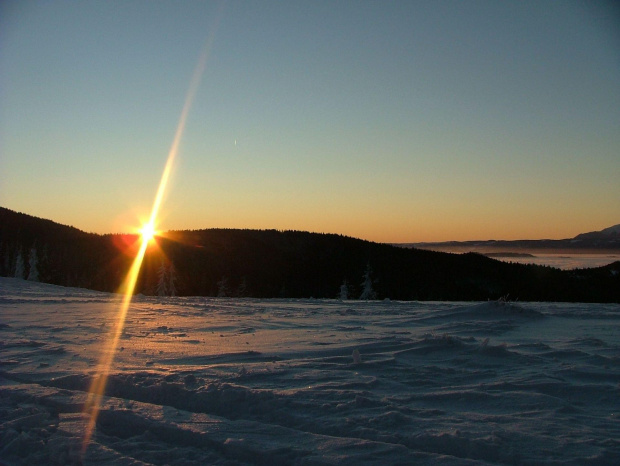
1,277,619,465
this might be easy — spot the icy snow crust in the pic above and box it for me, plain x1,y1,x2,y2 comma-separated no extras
1,278,619,465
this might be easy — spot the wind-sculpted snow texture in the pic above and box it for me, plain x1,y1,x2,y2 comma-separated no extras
1,278,619,465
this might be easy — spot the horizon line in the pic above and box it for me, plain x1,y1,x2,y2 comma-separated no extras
2,205,617,245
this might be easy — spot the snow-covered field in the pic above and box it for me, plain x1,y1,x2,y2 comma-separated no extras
1,277,619,465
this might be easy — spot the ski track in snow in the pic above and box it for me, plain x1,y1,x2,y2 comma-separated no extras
0,277,619,465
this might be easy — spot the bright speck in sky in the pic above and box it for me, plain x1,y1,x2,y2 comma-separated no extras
0,0,618,242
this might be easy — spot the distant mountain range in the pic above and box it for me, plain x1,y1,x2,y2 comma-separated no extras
573,224,620,241
403,224,620,253
1,207,619,302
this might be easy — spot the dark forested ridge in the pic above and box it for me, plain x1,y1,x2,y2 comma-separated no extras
1,207,619,302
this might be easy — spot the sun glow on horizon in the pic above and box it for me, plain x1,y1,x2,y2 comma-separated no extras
139,221,157,243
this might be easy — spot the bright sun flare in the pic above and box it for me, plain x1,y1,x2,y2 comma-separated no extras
140,222,156,242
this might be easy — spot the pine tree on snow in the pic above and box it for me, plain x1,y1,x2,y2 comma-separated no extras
339,280,349,300
2,243,11,275
14,252,25,279
168,262,177,297
217,276,229,297
236,277,247,297
359,263,376,300
156,260,168,297
27,248,39,281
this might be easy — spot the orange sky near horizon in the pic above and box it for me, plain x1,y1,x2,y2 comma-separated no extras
23,199,613,245
1,1,618,244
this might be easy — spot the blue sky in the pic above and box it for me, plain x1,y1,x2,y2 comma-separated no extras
1,0,618,242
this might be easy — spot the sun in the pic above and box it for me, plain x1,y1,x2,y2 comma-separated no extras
140,221,157,243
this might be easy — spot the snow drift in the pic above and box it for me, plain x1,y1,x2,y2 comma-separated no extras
1,277,619,464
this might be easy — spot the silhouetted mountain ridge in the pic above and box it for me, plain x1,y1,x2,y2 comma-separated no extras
574,224,620,241
405,224,620,252
1,207,618,302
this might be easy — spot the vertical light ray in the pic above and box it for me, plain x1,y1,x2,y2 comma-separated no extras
147,31,213,229
81,238,149,451
80,6,223,455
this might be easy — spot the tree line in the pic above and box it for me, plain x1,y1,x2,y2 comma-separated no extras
1,207,619,302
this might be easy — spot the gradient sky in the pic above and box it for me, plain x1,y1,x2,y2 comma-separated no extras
1,0,619,243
